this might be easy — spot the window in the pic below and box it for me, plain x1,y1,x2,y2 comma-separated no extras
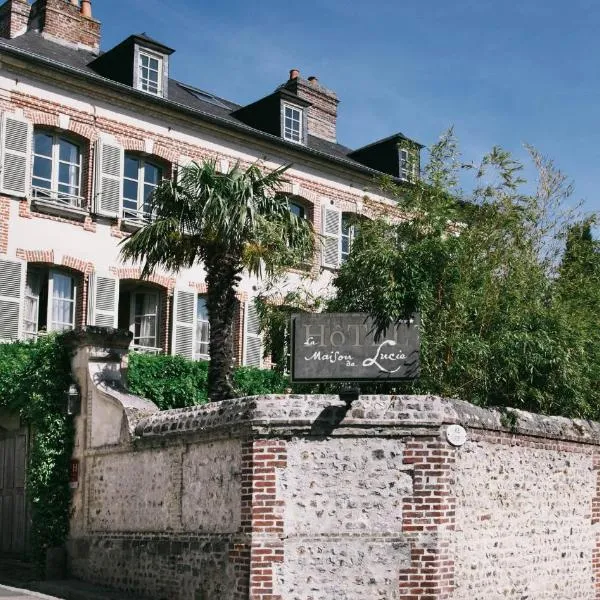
131,291,159,350
341,213,361,263
399,148,417,181
138,51,162,95
283,104,303,143
289,201,306,219
123,154,162,223
195,296,210,360
23,268,76,340
32,131,82,206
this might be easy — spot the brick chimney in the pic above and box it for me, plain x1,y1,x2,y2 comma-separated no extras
283,70,339,143
0,0,101,53
0,0,30,39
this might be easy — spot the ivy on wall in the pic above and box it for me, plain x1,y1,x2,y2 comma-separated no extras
0,335,73,565
126,353,289,410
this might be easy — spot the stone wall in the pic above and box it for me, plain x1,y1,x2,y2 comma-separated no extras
67,333,600,599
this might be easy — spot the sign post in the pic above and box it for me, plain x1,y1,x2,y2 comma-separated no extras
291,313,420,396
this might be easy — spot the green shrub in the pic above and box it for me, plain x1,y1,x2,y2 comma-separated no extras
0,335,73,565
127,353,288,409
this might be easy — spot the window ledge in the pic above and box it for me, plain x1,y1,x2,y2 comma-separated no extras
31,197,88,221
130,344,163,355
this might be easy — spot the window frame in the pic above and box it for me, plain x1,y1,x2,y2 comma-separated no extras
340,213,360,263
289,200,306,220
137,49,164,96
23,267,76,340
31,130,83,207
282,103,304,144
122,153,163,224
129,289,160,352
399,148,418,182
195,295,210,360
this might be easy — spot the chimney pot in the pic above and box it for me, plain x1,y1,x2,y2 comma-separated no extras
80,0,92,18
289,68,300,80
307,76,318,85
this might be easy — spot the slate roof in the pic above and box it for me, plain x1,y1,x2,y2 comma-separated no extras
0,31,415,178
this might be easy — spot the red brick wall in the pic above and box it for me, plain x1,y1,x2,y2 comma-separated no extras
400,437,456,599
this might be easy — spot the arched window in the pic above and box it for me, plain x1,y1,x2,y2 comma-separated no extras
289,200,306,219
122,153,163,223
32,130,83,207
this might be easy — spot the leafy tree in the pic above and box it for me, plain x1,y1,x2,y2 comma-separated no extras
330,130,600,418
121,159,313,401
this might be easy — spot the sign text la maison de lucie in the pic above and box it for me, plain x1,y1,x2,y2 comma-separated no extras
291,313,419,383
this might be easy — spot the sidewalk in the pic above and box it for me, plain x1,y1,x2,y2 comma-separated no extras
0,561,149,600
0,584,60,599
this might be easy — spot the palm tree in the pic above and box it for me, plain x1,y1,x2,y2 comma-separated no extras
120,159,313,402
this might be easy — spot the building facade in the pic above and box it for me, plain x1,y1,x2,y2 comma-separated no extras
0,0,422,366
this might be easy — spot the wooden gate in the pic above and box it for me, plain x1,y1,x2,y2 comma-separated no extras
0,427,29,556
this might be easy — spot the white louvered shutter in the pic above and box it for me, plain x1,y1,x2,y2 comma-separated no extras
0,113,32,198
171,288,197,360
321,204,341,268
94,136,123,217
0,258,25,341
244,301,262,367
87,273,119,327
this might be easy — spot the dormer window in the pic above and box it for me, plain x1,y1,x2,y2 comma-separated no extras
283,104,304,144
399,148,418,182
399,149,410,181
138,50,163,95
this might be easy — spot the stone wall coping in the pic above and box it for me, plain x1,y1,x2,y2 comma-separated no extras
131,394,600,445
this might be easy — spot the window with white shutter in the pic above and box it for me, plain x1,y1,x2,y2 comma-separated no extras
244,301,262,367
0,258,25,341
171,288,196,360
94,136,123,217
0,113,32,198
321,204,341,269
87,273,119,328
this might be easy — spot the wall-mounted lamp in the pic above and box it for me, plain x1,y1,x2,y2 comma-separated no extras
65,383,81,416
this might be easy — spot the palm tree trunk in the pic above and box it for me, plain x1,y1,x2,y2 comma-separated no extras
205,254,241,402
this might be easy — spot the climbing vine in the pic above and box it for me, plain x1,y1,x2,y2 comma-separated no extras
0,335,74,565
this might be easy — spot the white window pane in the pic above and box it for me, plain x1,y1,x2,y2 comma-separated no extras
24,271,41,339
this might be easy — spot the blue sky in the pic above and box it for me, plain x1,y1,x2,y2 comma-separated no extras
95,0,599,214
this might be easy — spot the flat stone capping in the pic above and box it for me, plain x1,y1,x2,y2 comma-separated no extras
133,394,600,445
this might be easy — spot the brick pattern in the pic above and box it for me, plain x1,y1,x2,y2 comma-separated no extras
109,266,176,291
0,196,9,253
400,437,456,600
285,77,339,143
0,0,30,39
29,0,100,52
242,439,286,600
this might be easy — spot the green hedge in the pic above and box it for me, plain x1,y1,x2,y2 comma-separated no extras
0,335,73,565
126,353,289,410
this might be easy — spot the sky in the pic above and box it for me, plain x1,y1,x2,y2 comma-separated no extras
94,0,600,214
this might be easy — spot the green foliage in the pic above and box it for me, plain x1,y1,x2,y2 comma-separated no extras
126,353,288,410
0,335,73,564
120,159,314,402
331,129,600,419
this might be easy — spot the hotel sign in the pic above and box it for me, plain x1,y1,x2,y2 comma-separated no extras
290,313,419,382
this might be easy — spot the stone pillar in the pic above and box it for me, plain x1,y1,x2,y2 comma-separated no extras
64,327,158,542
